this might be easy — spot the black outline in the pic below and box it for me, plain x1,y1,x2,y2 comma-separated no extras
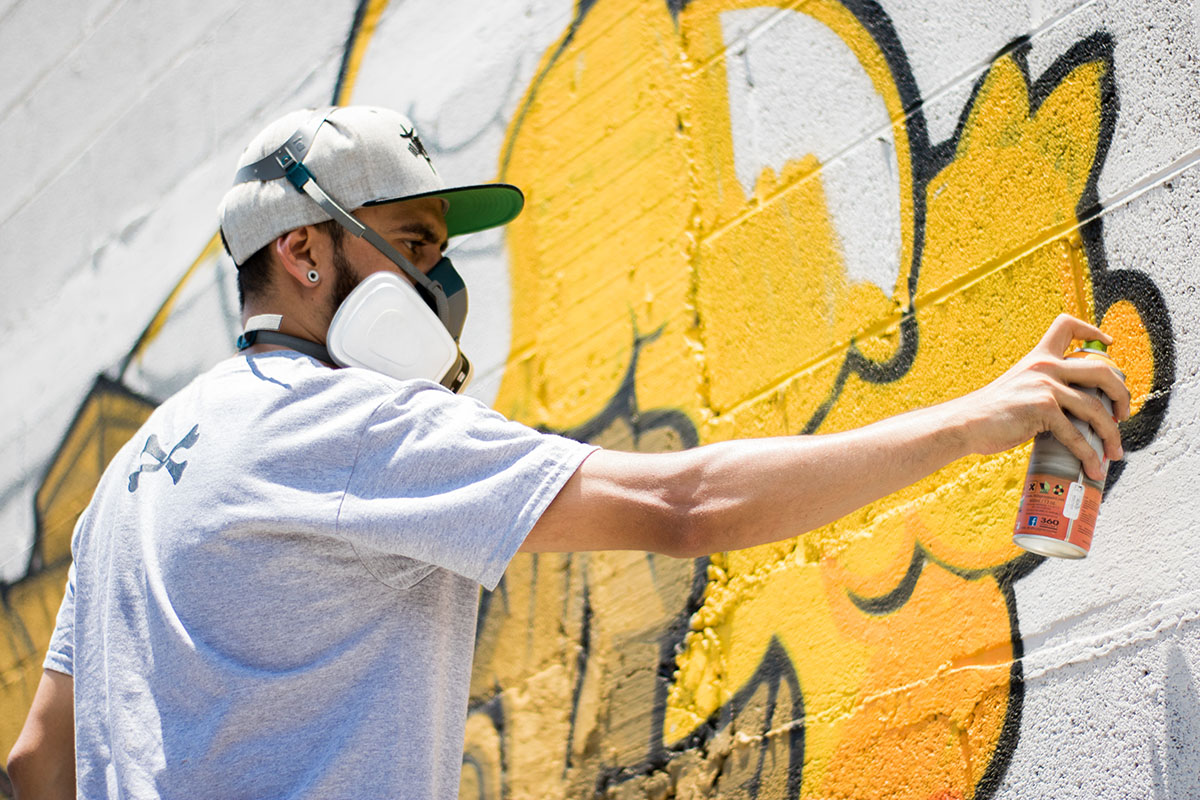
847,545,925,615
29,376,159,574
563,578,592,774
845,541,1031,797
331,0,373,105
550,319,699,451
595,636,804,798
461,693,508,800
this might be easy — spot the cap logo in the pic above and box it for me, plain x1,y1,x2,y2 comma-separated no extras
399,125,436,174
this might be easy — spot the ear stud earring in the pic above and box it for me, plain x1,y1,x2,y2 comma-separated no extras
307,270,320,283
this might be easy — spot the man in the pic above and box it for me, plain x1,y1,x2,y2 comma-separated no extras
8,106,1129,799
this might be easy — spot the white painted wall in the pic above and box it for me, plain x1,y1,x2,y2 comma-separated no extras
0,0,361,581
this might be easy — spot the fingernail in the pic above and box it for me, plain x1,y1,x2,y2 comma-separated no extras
1116,445,1125,460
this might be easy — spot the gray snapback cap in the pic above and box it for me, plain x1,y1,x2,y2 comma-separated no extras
218,106,524,265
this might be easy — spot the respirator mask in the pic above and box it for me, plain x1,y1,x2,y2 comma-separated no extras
229,109,473,392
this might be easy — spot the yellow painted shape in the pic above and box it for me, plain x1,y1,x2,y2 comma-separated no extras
494,0,696,431
921,57,1104,301
694,156,888,413
681,0,918,414
666,553,873,791
0,563,70,760
35,384,155,567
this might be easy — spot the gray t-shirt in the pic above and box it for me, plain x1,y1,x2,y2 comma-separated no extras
45,351,594,799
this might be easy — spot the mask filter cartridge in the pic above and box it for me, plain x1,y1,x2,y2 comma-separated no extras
326,272,470,391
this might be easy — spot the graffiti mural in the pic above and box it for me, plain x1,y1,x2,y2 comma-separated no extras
0,1,1184,798
466,0,1175,798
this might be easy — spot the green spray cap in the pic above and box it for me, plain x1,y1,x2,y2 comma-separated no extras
1082,339,1108,353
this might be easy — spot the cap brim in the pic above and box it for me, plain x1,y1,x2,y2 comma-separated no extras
364,183,525,238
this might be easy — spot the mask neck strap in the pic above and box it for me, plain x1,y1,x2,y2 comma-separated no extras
237,314,332,365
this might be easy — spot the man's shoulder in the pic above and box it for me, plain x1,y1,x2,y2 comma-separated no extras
187,352,424,404
137,353,479,454
201,353,478,436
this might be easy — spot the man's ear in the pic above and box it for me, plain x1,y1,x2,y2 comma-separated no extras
273,226,321,288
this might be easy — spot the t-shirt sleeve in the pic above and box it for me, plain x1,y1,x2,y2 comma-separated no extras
43,562,76,676
336,381,597,590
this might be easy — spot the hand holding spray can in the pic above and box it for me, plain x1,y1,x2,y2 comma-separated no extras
1012,340,1126,558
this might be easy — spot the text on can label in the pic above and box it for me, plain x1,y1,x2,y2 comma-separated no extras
1063,481,1086,520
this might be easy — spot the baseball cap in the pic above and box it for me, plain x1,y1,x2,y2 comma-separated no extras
218,106,524,265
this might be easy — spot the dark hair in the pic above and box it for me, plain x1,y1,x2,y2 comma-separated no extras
233,220,345,308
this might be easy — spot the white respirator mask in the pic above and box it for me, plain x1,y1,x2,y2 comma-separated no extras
239,266,472,392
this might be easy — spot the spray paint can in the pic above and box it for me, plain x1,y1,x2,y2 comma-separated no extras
1012,340,1126,559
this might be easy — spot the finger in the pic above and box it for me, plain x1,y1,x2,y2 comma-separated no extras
1045,409,1106,481
1038,314,1112,356
1055,359,1132,421
1057,385,1124,462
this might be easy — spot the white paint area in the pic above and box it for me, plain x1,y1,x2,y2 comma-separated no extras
350,0,575,406
720,7,903,297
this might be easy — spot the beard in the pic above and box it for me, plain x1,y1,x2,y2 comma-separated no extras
326,235,360,328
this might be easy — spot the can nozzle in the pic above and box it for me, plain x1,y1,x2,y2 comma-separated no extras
1082,339,1108,353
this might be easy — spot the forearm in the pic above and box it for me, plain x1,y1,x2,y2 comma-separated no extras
9,756,74,800
674,398,973,555
8,669,75,800
527,315,1127,558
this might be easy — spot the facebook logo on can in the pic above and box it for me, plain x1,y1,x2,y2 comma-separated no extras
1028,516,1038,526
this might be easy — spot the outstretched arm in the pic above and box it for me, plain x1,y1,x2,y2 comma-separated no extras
7,669,75,800
522,315,1130,557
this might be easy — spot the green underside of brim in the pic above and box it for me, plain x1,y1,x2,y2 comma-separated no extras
365,183,525,238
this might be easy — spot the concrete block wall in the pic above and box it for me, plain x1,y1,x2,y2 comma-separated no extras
1,1,1196,797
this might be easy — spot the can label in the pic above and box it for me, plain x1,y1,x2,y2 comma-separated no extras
1014,472,1102,552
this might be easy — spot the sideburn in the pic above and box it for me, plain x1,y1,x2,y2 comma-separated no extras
326,228,359,325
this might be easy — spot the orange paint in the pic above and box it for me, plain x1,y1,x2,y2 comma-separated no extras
1102,299,1154,416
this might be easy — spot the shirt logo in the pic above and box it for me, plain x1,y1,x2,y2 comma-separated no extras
399,125,435,173
128,424,200,492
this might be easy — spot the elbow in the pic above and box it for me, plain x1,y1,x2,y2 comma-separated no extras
660,490,715,560
654,451,725,560
7,744,31,794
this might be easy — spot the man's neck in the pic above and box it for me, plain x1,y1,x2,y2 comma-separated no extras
239,309,334,364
